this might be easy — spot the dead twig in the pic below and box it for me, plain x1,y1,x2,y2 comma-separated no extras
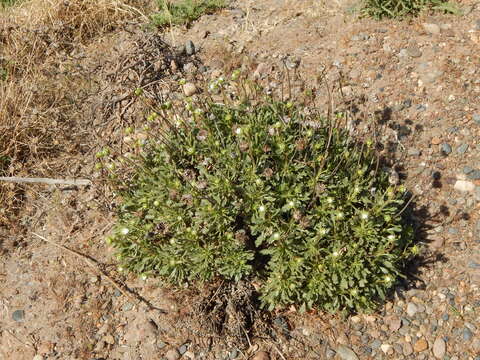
0,177,91,186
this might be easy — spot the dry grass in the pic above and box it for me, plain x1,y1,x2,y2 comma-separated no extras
0,0,153,229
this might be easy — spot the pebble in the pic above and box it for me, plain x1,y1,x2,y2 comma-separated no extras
229,349,239,359
179,343,188,355
408,148,421,157
183,83,197,97
122,303,133,311
463,328,473,341
422,23,441,34
433,337,446,359
468,170,480,180
185,40,195,56
252,351,270,360
325,348,336,358
12,309,25,322
454,180,475,192
380,344,392,354
336,345,359,360
468,261,480,269
403,342,413,356
165,348,181,360
473,113,480,124
441,143,452,155
463,166,474,174
456,143,469,154
407,303,418,317
472,338,480,352
414,338,428,352
407,46,422,58
371,339,382,349
33,356,44,360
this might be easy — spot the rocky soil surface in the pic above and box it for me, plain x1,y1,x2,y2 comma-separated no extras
1,0,480,359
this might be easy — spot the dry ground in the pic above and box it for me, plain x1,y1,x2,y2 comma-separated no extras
1,0,480,359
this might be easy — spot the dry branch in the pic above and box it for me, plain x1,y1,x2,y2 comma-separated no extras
0,177,92,186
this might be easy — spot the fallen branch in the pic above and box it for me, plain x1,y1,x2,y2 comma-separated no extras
0,177,91,186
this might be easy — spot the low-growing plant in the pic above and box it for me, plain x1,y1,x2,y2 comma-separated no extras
152,0,225,27
362,0,461,19
101,75,415,313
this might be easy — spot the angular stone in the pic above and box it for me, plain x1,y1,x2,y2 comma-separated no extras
433,337,446,359
183,83,197,97
414,338,428,352
454,180,475,192
422,23,441,34
336,345,359,360
406,302,418,317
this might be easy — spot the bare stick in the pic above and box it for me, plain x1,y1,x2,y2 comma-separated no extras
0,177,91,186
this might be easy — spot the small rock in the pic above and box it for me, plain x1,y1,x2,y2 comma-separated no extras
325,348,336,358
406,303,418,317
422,23,441,34
441,143,452,155
229,349,239,359
183,83,197,97
468,170,480,180
456,143,469,154
414,338,428,352
432,337,446,359
336,345,359,360
33,356,44,360
472,338,480,352
380,344,392,354
463,166,474,174
165,348,181,360
474,113,480,124
179,343,188,355
431,137,442,145
252,351,270,360
454,180,475,192
403,342,413,356
103,334,115,345
387,316,402,332
408,148,421,157
468,261,480,269
254,62,270,79
407,46,422,58
371,339,381,349
185,40,195,56
122,303,133,311
463,327,473,341
12,310,25,322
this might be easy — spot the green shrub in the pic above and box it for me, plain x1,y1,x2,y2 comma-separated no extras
362,0,461,19
152,0,225,27
0,0,19,8
101,76,415,313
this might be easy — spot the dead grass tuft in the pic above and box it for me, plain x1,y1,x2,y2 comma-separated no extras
0,0,153,229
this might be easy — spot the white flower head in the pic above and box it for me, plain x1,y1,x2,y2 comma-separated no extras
235,127,242,135
332,251,339,257
360,211,369,220
384,275,392,283
120,227,129,235
336,211,344,219
387,234,396,241
326,197,334,204
273,232,280,240
258,205,266,213
319,228,327,236
288,200,295,207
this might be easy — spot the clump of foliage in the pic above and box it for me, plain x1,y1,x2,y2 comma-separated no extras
362,0,461,19
152,0,225,27
101,75,415,313
1,0,19,8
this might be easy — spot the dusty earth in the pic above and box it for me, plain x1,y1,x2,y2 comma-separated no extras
1,0,480,359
